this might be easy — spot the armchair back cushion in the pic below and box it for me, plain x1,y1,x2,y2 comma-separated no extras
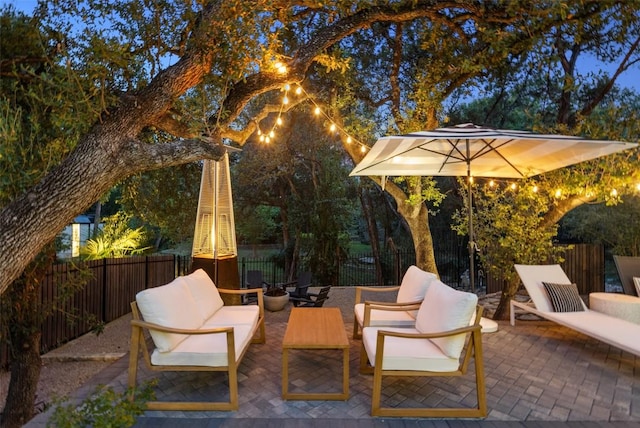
182,269,225,321
396,265,438,303
414,280,477,358
136,277,203,352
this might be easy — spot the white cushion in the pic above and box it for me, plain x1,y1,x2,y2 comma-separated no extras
396,265,437,303
203,305,260,328
634,277,640,296
514,264,574,312
414,280,477,358
362,327,459,372
150,324,254,367
182,269,225,321
354,302,416,328
136,277,203,352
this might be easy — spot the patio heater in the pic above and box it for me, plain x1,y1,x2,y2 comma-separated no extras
191,152,240,305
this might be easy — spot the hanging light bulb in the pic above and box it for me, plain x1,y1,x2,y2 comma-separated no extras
555,189,562,198
283,95,289,104
346,136,352,144
295,86,302,95
360,145,367,153
611,188,618,197
284,84,290,91
265,136,271,143
276,117,283,126
259,134,265,142
469,176,474,184
489,180,495,187
532,185,538,193
269,130,275,138
636,183,640,191
257,129,262,135
510,183,517,190
314,106,321,116
329,123,336,132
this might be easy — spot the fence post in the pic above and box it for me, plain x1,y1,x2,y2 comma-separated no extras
101,258,108,323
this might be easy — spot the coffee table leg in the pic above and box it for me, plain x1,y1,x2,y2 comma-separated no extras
282,348,289,398
342,347,349,398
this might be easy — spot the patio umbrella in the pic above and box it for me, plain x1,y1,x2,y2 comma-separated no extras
350,123,638,291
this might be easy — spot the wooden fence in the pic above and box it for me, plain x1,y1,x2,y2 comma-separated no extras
1,255,177,369
485,244,605,294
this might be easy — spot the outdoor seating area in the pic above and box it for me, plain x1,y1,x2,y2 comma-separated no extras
25,282,640,426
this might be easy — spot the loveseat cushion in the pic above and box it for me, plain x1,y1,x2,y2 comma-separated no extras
150,323,255,367
362,327,459,372
136,277,203,352
203,305,260,328
396,265,437,303
414,280,477,358
182,269,225,321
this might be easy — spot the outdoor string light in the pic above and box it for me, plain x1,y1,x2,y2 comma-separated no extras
253,83,370,154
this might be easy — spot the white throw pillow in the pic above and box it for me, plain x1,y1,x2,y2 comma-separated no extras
396,265,438,303
414,280,477,358
182,269,225,321
136,277,203,352
634,277,640,297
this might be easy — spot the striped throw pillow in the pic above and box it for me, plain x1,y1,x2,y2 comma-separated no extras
542,282,585,312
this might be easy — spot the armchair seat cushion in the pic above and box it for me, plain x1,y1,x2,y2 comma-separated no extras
354,303,416,328
362,327,460,372
151,324,255,367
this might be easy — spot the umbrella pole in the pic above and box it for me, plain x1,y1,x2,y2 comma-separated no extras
467,159,475,293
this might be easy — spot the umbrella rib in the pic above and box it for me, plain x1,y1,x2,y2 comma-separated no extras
470,138,526,178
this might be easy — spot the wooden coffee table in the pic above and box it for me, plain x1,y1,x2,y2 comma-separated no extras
282,307,350,400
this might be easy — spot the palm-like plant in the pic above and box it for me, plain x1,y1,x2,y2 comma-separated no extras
82,213,150,260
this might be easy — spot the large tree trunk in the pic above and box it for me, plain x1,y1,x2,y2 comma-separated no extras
1,332,42,428
359,186,383,284
1,244,54,428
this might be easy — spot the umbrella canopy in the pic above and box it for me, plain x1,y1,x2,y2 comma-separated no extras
350,123,638,291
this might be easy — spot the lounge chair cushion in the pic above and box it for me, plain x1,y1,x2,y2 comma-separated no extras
415,280,477,358
150,323,255,367
542,282,585,312
396,265,437,303
514,264,575,312
362,327,460,372
136,277,203,352
182,268,225,321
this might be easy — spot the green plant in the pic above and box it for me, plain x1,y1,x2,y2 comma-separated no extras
47,382,155,428
82,212,150,260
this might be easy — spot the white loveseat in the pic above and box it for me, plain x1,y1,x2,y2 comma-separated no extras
128,268,265,411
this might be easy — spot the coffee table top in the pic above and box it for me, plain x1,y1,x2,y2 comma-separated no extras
283,307,349,349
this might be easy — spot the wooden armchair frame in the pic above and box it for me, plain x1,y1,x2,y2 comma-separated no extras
128,288,264,411
352,285,422,339
360,307,487,418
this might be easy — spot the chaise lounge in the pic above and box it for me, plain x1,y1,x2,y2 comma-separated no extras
511,264,640,357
